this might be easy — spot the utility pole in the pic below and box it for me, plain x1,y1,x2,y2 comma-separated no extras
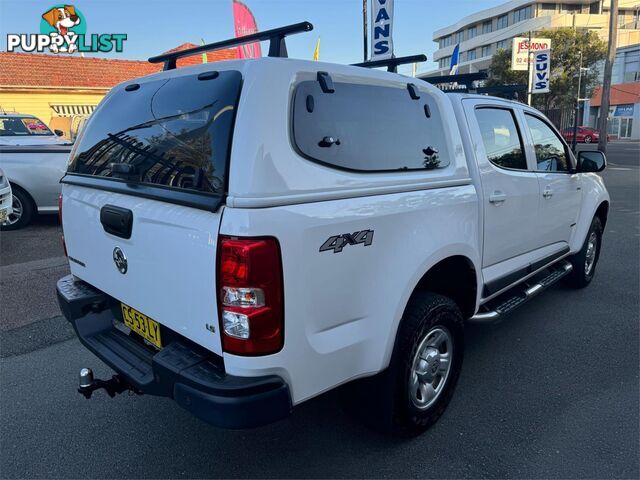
571,51,583,152
363,0,368,62
597,0,618,153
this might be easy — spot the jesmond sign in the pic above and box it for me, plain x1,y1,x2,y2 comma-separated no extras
511,37,551,71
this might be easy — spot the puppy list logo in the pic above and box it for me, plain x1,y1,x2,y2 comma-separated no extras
7,4,127,54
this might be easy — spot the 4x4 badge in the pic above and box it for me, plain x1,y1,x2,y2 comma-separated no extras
319,230,374,254
113,247,128,274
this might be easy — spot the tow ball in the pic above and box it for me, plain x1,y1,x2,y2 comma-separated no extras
78,368,137,399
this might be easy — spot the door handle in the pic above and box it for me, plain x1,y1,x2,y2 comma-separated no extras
489,192,507,204
543,188,553,198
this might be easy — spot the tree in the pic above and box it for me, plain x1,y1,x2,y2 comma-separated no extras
486,28,607,111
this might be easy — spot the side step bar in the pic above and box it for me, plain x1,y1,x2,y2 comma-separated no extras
470,260,573,324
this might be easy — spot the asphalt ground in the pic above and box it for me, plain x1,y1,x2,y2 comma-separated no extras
0,142,638,478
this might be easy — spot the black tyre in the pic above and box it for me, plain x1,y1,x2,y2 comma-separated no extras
0,185,35,231
388,292,464,435
568,216,603,288
584,135,592,144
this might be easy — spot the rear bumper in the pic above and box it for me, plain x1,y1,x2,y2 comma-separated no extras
56,274,292,429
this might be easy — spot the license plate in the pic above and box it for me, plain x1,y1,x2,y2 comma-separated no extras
121,304,162,348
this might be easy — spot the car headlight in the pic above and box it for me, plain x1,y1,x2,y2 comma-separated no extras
0,173,7,189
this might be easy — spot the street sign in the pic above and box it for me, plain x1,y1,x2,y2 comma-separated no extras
532,50,551,94
371,0,394,61
511,37,551,71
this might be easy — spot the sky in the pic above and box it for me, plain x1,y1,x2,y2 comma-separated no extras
0,0,507,75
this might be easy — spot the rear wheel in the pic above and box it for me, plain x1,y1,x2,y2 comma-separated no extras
568,216,602,288
0,186,35,231
389,292,464,435
584,135,592,144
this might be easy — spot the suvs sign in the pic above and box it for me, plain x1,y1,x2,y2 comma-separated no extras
532,50,551,94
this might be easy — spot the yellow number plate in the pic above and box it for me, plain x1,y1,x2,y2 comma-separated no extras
121,304,162,349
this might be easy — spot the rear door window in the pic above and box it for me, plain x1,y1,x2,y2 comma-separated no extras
292,80,450,172
67,70,242,196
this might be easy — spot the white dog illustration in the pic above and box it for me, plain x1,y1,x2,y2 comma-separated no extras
41,5,81,53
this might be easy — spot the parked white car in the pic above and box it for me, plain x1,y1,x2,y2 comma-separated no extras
0,168,12,224
56,25,610,435
0,113,69,146
0,114,72,229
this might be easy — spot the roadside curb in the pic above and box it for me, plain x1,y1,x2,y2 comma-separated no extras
0,316,75,358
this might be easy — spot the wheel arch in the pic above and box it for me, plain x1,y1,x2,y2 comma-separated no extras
381,252,479,371
595,200,609,229
410,255,478,320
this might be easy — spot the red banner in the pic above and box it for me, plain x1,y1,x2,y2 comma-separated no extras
232,0,261,59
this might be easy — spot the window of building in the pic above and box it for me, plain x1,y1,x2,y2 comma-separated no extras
496,39,508,50
481,45,492,57
623,49,640,82
439,56,452,69
589,2,600,14
560,4,582,13
524,114,570,172
475,108,527,170
514,5,532,23
468,49,477,61
542,3,557,12
482,20,493,34
454,30,464,44
439,35,452,48
468,25,477,39
497,14,509,29
292,81,451,172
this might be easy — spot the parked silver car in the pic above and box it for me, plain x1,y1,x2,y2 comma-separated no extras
0,114,72,229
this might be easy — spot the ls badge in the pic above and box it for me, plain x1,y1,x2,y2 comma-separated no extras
319,230,374,254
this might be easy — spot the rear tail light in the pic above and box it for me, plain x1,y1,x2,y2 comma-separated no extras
59,194,67,257
217,236,284,355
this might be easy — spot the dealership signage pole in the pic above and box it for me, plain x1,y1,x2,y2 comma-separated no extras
363,0,368,61
512,36,551,105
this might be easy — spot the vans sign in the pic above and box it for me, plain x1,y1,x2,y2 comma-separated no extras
371,0,394,61
532,50,551,94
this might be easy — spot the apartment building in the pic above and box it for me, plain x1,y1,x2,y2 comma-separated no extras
425,0,640,76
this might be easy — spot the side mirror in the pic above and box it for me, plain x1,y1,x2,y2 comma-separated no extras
577,150,606,173
54,129,64,137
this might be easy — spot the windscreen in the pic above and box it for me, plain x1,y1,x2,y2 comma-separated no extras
0,117,53,136
67,70,242,196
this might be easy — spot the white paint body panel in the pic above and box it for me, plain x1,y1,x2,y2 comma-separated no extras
60,58,610,407
219,187,480,403
62,186,224,355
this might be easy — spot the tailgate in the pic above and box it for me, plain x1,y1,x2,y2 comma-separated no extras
62,186,224,355
59,69,243,356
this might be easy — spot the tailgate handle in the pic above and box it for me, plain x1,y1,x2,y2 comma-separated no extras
100,205,133,239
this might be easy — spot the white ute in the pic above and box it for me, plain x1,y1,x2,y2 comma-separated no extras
57,23,610,434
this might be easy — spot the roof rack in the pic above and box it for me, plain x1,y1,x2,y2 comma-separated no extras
148,21,314,71
421,72,488,91
352,54,427,73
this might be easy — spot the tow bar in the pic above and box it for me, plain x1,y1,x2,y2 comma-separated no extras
77,368,139,399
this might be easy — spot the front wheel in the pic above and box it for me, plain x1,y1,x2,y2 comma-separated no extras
390,292,464,435
584,135,593,144
567,216,603,288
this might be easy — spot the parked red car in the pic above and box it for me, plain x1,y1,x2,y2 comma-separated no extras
561,126,602,144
